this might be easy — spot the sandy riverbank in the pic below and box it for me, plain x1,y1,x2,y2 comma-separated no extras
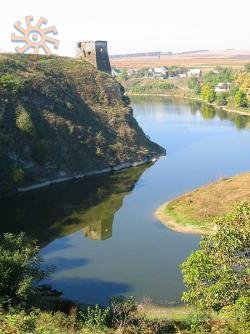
155,204,210,235
155,172,250,236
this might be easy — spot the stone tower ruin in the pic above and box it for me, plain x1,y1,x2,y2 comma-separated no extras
76,40,111,74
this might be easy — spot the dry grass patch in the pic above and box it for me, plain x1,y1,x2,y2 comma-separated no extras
139,304,192,321
158,172,250,233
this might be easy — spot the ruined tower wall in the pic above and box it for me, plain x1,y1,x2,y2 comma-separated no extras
95,41,111,74
76,40,111,74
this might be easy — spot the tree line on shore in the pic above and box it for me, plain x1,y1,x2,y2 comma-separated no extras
188,65,250,109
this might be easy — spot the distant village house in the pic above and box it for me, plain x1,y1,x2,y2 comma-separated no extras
149,67,168,79
215,82,231,93
127,69,138,76
187,68,202,78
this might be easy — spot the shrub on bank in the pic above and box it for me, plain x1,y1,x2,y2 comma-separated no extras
216,92,228,106
182,202,250,316
15,105,37,138
123,78,176,94
0,232,50,309
201,85,216,103
234,90,248,107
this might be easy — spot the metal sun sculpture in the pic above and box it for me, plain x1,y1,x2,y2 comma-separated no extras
11,16,59,55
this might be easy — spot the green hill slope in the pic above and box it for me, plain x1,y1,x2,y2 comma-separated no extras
0,54,164,195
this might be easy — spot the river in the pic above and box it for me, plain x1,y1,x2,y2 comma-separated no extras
1,97,250,305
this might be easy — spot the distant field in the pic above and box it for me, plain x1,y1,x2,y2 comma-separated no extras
111,49,250,69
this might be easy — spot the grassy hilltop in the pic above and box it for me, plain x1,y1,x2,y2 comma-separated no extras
0,54,164,195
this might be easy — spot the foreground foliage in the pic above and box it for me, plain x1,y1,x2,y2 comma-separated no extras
0,297,181,334
0,200,249,333
0,303,249,333
182,202,250,317
0,232,49,309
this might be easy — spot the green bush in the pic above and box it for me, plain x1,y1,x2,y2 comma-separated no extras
12,167,25,184
118,69,129,81
2,310,37,333
151,81,175,90
0,73,23,94
221,296,250,323
201,85,216,103
126,79,175,94
79,305,110,330
216,92,228,106
0,233,50,309
234,90,248,108
203,68,233,87
181,202,250,313
109,296,138,329
16,105,36,137
229,82,240,96
188,77,201,94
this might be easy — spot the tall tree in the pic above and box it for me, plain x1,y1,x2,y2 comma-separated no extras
234,90,248,108
201,85,216,103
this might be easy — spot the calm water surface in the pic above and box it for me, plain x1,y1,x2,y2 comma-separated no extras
1,97,250,305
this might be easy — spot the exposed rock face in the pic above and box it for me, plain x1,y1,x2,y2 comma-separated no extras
0,54,165,195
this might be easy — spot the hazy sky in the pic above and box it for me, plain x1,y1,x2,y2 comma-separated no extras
1,0,250,56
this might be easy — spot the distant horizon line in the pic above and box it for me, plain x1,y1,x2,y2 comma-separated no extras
109,48,250,57
1,47,250,58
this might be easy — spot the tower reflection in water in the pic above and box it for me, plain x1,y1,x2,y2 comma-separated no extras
0,163,152,245
83,219,112,241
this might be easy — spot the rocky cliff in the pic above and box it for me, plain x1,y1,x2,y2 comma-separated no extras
0,54,164,195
